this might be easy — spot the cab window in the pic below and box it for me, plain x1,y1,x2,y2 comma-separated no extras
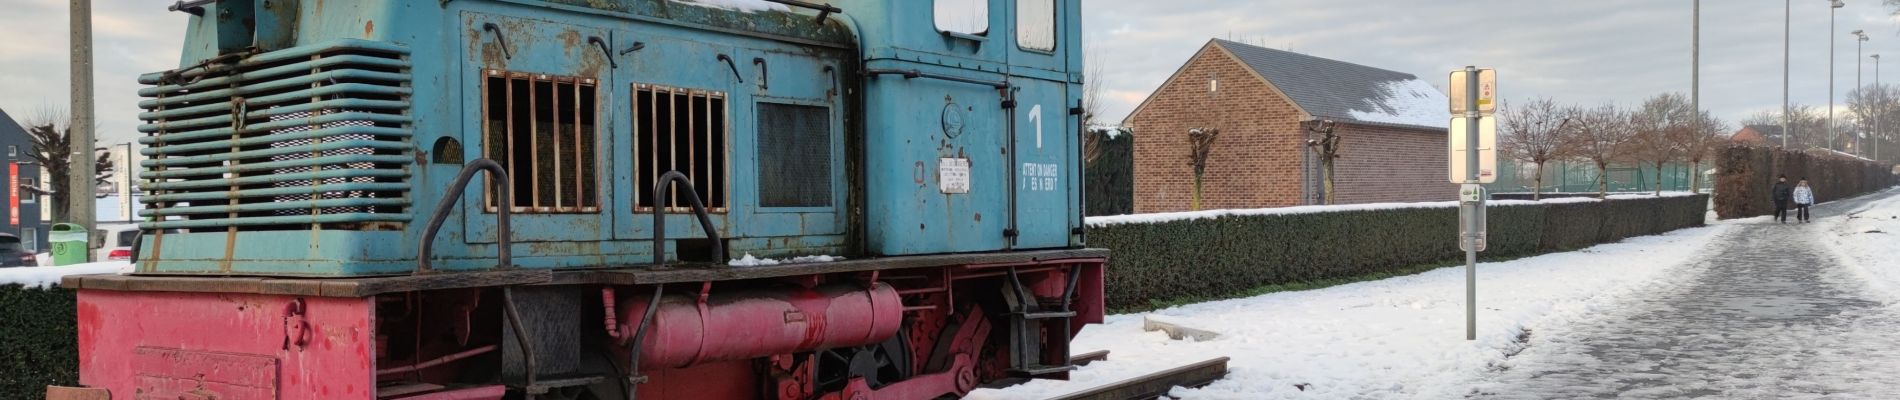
934,0,988,35
1017,0,1056,51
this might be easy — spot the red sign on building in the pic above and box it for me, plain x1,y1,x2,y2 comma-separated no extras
9,162,18,226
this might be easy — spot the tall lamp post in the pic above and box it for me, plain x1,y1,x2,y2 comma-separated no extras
1877,53,1884,162
1829,0,1845,152
1693,0,1701,161
1785,0,1793,148
1856,30,1869,155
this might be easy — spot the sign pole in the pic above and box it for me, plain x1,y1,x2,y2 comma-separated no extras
1463,66,1481,341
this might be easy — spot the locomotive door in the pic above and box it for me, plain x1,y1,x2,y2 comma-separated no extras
457,10,615,246
1006,0,1079,249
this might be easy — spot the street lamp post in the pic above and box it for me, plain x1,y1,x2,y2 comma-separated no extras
1856,30,1869,155
1786,0,1793,148
1829,0,1845,152
1694,0,1701,162
1877,53,1884,162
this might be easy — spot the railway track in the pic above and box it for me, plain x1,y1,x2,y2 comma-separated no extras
1047,355,1231,400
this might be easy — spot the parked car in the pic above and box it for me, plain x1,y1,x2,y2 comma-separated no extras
0,233,37,267
92,224,140,262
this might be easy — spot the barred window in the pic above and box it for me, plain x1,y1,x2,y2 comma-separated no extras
482,70,600,213
633,84,728,213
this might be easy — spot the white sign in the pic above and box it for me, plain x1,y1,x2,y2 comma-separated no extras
1449,69,1498,115
117,146,133,221
1459,183,1486,203
1020,163,1059,192
1459,200,1488,252
939,158,971,194
1448,116,1498,183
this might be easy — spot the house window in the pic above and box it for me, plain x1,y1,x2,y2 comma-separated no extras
934,0,988,35
481,70,601,213
19,178,33,204
6,146,14,157
1017,0,1057,51
633,84,729,213
21,228,36,253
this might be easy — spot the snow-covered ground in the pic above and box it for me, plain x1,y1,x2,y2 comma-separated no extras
0,261,133,289
1821,187,1900,301
973,221,1735,399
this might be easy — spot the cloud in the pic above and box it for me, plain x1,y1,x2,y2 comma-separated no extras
0,0,187,144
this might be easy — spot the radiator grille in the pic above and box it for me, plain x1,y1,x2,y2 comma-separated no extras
135,40,413,232
634,84,728,213
756,103,832,208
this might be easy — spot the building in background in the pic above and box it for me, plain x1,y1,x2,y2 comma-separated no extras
0,108,50,252
1731,125,1783,147
1123,39,1452,213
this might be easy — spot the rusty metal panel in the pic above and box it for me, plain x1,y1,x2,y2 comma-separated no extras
132,347,280,399
43,386,109,400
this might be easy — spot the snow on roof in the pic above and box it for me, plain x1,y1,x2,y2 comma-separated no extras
1346,79,1450,129
669,0,791,13
1808,147,1876,162
1085,194,1697,227
0,261,132,289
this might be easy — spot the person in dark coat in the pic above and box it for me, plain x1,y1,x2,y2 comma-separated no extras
1772,175,1793,223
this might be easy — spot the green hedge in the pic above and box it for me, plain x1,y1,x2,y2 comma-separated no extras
1091,195,1709,310
0,285,78,399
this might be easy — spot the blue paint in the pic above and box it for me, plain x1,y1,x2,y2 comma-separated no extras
134,0,1084,276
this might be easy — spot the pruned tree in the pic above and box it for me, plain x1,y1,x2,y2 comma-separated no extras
1498,98,1575,200
1304,120,1341,204
1081,42,1109,166
1682,111,1731,193
23,109,114,222
1632,93,1694,195
1187,128,1220,211
1568,103,1638,198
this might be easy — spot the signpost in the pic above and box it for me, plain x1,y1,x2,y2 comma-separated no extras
1449,67,1496,341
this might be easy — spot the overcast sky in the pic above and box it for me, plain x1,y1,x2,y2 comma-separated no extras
4,0,1900,144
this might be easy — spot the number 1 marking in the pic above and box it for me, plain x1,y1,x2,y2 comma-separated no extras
1029,104,1044,149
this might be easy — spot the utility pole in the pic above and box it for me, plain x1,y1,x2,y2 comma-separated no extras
1829,0,1843,152
1463,66,1480,342
1693,0,1700,159
69,0,96,262
1785,0,1793,148
1857,30,1869,155
1878,54,1884,163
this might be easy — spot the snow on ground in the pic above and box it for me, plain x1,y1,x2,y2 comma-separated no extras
1346,79,1449,129
1820,187,1900,302
971,222,1736,399
0,261,133,289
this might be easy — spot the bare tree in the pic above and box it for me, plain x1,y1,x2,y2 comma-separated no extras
23,108,114,222
1303,121,1342,204
1681,111,1730,193
1632,93,1694,195
1081,42,1108,166
1498,98,1575,200
1568,104,1638,198
1187,128,1220,210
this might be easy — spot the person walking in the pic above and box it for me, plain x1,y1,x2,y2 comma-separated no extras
1793,177,1815,223
1772,175,1793,224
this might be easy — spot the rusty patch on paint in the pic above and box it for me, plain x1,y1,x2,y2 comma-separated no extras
364,20,375,37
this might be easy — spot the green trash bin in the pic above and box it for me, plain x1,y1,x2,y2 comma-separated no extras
50,223,88,266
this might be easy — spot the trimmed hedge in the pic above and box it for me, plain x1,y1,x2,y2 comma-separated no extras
1091,195,1709,310
0,285,78,399
1715,146,1897,219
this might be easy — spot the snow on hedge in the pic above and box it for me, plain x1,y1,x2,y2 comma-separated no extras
972,221,1736,399
0,261,132,289
1084,194,1698,228
1347,79,1449,129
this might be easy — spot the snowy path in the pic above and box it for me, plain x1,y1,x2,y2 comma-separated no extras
1472,190,1900,399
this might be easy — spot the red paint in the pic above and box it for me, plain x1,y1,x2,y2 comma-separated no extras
617,283,903,369
76,290,374,399
8,162,16,225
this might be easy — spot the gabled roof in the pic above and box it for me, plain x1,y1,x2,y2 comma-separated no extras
1210,39,1448,130
1739,124,1784,138
0,108,24,138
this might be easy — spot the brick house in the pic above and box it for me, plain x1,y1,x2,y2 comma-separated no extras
1730,125,1782,146
1123,39,1452,213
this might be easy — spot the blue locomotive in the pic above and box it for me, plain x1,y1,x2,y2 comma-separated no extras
57,1,1103,399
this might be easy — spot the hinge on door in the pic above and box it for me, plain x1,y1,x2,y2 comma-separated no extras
1003,229,1019,238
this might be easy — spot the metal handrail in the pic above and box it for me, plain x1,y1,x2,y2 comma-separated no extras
651,171,724,266
418,159,513,273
